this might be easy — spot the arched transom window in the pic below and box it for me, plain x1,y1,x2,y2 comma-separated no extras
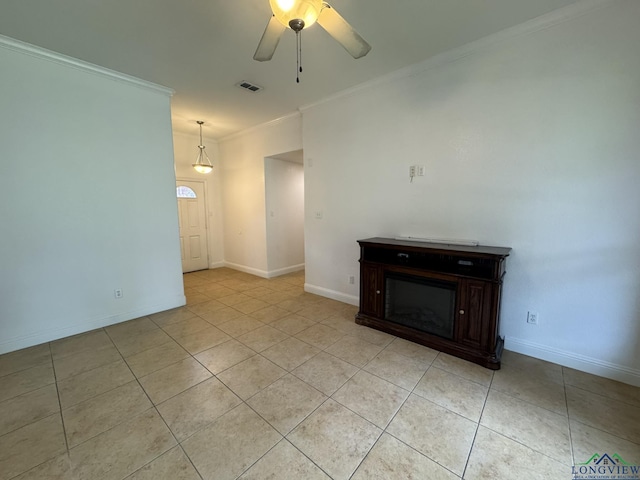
176,186,197,198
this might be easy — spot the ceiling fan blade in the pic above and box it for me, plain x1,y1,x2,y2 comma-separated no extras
317,3,371,59
253,15,286,62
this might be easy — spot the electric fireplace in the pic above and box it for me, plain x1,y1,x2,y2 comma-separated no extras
385,273,456,339
355,238,511,369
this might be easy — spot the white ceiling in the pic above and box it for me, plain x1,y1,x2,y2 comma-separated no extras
0,0,582,139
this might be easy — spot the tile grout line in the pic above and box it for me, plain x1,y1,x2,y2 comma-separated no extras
146,287,312,469
361,352,464,478
238,396,332,478
215,295,386,478
48,341,72,458
489,384,570,418
566,417,640,453
343,353,412,480
8,342,74,479
564,381,640,409
113,325,205,480
460,365,495,479
286,438,335,479
61,327,153,451
477,363,576,470
477,424,575,469
69,326,180,480
562,366,577,468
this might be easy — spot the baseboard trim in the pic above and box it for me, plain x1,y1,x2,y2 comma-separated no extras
223,262,305,279
304,283,359,306
267,264,305,278
223,262,270,278
506,337,640,387
0,294,186,355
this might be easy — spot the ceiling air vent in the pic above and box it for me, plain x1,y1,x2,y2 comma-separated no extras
236,81,263,93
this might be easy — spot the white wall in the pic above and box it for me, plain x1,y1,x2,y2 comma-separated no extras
0,37,184,354
265,156,305,275
173,131,224,267
301,1,640,384
218,114,302,277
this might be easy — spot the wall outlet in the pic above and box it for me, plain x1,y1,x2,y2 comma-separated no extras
417,165,425,176
409,165,416,177
348,275,355,285
114,288,123,299
527,311,538,325
315,211,323,220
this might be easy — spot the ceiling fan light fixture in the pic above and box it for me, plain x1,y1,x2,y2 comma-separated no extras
269,0,322,29
192,121,213,174
254,0,372,78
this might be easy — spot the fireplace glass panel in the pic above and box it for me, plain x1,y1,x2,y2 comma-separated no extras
385,274,456,339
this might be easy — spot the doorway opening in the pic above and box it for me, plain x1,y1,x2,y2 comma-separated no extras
264,149,304,277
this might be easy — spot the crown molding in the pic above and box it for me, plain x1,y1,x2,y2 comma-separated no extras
0,34,174,97
300,0,615,113
218,111,302,143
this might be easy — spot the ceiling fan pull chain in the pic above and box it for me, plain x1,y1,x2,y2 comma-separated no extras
296,30,301,83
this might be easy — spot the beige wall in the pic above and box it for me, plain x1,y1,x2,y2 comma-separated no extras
0,37,184,354
217,114,302,277
301,1,640,384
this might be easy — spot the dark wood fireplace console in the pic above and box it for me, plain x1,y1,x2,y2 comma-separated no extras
355,238,511,369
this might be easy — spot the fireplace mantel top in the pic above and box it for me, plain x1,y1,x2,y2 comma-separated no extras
358,237,511,258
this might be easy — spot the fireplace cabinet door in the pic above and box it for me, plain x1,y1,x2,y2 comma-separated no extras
360,263,383,317
456,279,493,350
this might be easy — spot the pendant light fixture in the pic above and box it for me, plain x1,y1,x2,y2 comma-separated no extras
192,121,213,174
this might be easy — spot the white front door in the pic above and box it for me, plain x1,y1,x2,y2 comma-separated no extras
176,181,209,273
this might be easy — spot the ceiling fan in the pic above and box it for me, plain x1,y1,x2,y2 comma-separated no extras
254,0,371,79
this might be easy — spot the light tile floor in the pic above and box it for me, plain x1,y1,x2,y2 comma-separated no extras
1,268,639,479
